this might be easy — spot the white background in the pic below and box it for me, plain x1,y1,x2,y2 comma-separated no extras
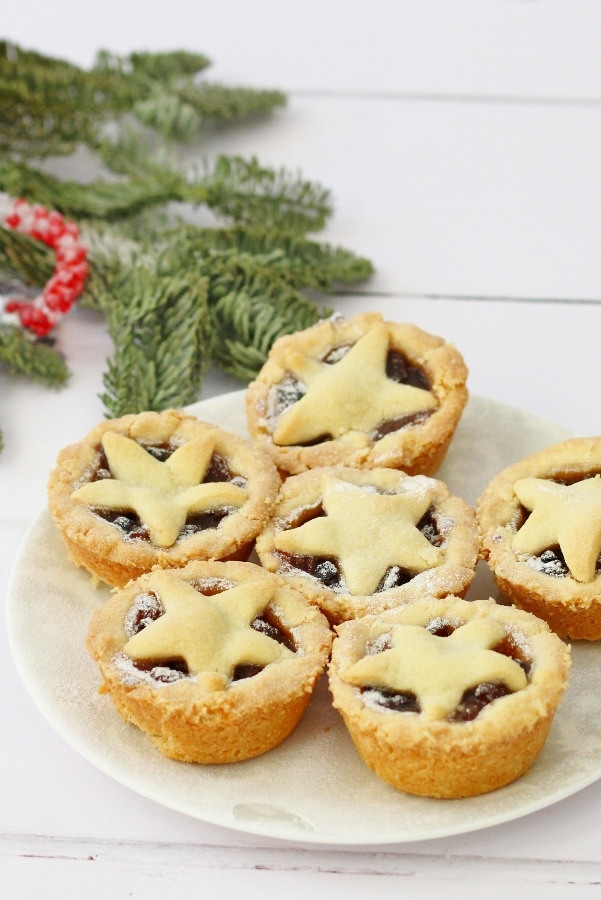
2,2,601,896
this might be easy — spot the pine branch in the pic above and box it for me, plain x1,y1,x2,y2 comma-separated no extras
85,221,371,384
98,263,213,417
0,158,185,221
1,41,285,158
179,82,286,124
0,41,106,157
0,225,54,286
92,146,332,233
95,48,212,81
0,43,216,158
205,252,331,381
0,323,70,386
168,223,374,290
134,83,286,142
0,148,332,234
188,156,332,234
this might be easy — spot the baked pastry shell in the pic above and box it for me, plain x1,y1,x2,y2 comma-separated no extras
328,597,570,799
246,312,468,476
86,560,333,764
255,465,479,623
477,437,601,640
48,409,281,588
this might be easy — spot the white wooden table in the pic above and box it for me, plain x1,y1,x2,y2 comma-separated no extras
2,3,601,896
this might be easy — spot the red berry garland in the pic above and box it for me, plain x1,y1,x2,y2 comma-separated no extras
1,195,88,337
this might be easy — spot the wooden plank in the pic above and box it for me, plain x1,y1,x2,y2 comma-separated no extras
3,1,601,100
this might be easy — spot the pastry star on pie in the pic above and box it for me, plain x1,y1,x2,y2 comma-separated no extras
273,323,436,446
273,473,443,595
513,476,601,583
71,431,248,548
123,570,294,680
343,618,527,720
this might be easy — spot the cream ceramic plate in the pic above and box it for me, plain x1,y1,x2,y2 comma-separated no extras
8,391,600,844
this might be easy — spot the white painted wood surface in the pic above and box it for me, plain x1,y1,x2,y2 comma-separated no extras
2,2,601,895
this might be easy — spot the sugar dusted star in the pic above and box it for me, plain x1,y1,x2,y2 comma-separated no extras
72,431,248,548
513,475,601,583
123,570,294,681
274,473,443,595
344,618,527,720
273,323,436,446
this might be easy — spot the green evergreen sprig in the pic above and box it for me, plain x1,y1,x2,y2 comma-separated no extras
80,218,373,390
98,262,213,418
204,252,331,381
189,155,331,233
0,41,109,157
0,158,183,222
135,83,286,142
167,223,374,290
0,223,55,286
0,323,69,386
95,48,212,82
0,150,332,234
0,41,285,157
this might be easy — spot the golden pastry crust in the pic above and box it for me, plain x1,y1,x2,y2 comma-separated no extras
86,560,333,763
329,597,570,798
48,409,281,588
255,466,479,623
478,438,601,640
246,312,468,476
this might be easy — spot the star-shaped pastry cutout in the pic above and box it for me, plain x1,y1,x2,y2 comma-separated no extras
344,619,527,720
123,570,294,680
72,431,248,548
273,323,437,446
513,475,601,583
274,474,443,595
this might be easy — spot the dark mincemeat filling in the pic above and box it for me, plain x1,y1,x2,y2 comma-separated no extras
124,587,296,684
517,470,601,577
360,619,531,723
88,444,244,542
274,347,435,445
276,505,443,593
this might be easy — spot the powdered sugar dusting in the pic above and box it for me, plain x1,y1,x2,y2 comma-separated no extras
524,552,568,579
360,688,398,714
275,502,322,531
267,375,306,429
112,651,197,687
124,591,163,637
365,632,392,655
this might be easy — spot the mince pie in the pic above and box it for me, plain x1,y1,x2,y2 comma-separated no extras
478,437,601,640
86,560,332,763
255,465,479,623
246,312,468,476
48,409,281,587
329,596,570,798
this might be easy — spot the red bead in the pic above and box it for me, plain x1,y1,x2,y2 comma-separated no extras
10,303,53,337
43,291,72,313
43,285,67,311
5,299,27,313
56,245,87,266
63,221,80,239
46,212,67,246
